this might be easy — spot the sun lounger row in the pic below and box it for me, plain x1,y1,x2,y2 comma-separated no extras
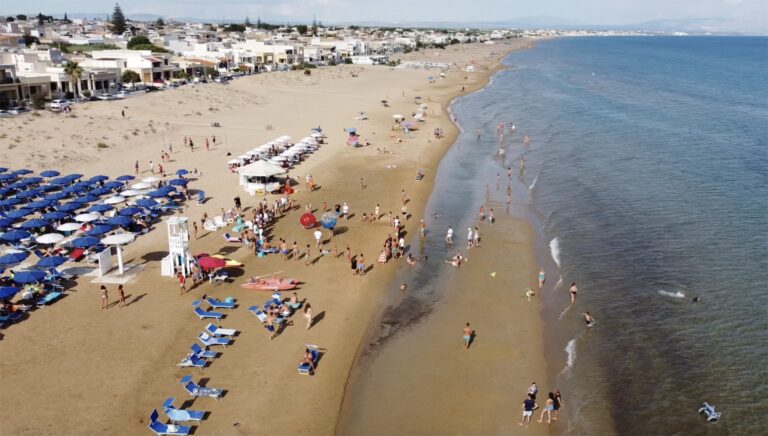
148,376,225,435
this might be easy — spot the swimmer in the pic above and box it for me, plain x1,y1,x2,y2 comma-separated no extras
400,283,408,291
583,312,596,327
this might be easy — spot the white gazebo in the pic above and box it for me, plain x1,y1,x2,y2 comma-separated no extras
101,233,135,275
237,161,287,194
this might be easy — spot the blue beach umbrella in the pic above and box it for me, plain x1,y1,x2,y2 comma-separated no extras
136,198,158,208
0,286,20,299
49,177,70,186
15,190,40,199
27,200,53,210
73,181,94,190
89,187,112,196
89,175,108,183
24,176,44,185
1,230,31,242
36,185,57,192
64,173,83,181
44,192,69,201
5,209,33,220
175,169,189,176
168,178,188,186
42,211,69,220
107,216,132,227
0,217,15,228
145,190,167,198
0,174,17,181
118,207,142,216
116,175,135,181
0,252,29,267
13,169,33,176
62,185,84,195
88,204,113,213
0,167,7,173
0,198,22,207
157,185,175,193
40,170,60,178
57,202,82,213
36,256,67,268
12,270,46,284
74,194,99,204
70,236,100,248
103,181,124,190
19,219,50,229
86,225,113,236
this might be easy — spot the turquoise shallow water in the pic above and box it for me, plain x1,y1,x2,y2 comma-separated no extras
485,36,768,434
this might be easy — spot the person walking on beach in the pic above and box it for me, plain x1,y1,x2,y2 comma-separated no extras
265,314,276,340
117,284,126,308
356,254,366,276
473,227,480,247
192,221,198,239
314,229,322,249
538,268,546,288
149,160,154,174
100,285,108,309
342,202,350,221
445,227,453,246
419,219,426,238
292,241,300,261
304,303,313,330
520,394,537,426
538,392,555,424
528,382,538,400
489,208,495,224
467,227,474,249
569,282,578,304
177,271,186,295
304,244,312,266
134,160,139,175
553,390,563,420
463,322,472,350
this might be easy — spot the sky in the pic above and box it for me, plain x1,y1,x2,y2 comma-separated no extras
5,0,767,26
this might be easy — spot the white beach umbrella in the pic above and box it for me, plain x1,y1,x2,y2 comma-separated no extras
237,154,250,160
227,159,241,165
74,212,100,223
56,222,81,232
101,233,136,275
120,189,144,197
131,182,151,190
310,132,323,138
271,155,287,162
104,196,126,205
141,176,160,184
393,114,404,119
36,233,65,244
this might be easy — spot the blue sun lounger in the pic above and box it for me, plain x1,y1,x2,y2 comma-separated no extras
198,332,231,348
193,306,224,320
163,397,205,423
179,375,223,400
205,297,236,309
204,323,237,338
298,347,320,375
148,409,190,435
36,291,63,307
248,306,267,323
190,343,218,359
177,353,206,370
0,313,24,325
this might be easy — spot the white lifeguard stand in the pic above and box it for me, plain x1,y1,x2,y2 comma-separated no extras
161,216,193,277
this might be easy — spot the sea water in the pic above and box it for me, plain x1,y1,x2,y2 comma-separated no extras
341,36,768,435
497,36,768,434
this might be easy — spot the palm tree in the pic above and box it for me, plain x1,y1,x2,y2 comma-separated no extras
63,61,83,98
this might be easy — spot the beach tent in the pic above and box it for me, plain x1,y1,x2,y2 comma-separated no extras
238,161,287,179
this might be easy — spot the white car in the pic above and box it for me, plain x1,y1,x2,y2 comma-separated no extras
116,91,131,98
49,99,71,111
97,94,117,101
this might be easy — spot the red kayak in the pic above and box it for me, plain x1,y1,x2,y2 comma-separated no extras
241,277,298,291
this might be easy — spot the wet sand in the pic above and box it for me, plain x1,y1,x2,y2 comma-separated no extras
338,214,550,435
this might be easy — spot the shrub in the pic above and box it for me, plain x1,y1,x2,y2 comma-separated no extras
31,94,47,110
97,142,109,148
303,69,311,76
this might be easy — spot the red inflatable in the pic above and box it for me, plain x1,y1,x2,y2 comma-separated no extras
300,213,317,229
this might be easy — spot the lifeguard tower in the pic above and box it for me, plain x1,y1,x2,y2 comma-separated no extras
161,216,193,276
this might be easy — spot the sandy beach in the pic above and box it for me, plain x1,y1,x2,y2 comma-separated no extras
0,39,540,435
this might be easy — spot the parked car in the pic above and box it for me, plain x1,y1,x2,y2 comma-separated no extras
8,106,30,115
213,76,231,83
0,110,10,117
145,86,160,92
97,94,117,101
49,99,71,111
116,91,131,98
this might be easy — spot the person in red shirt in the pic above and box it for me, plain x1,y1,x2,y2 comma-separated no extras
177,271,186,295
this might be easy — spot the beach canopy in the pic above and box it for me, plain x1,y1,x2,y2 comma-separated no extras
107,216,132,227
1,230,31,242
36,255,67,268
36,233,65,244
197,256,226,271
168,179,188,186
56,222,81,232
89,175,108,183
88,204,114,213
101,233,134,245
118,207,142,216
70,236,100,248
5,209,32,219
74,213,100,223
42,211,69,220
0,217,15,228
116,175,134,181
104,196,126,205
136,198,158,208
19,219,49,229
238,161,287,178
44,192,68,201
0,286,19,299
57,202,82,213
131,182,151,190
27,199,54,210
145,190,167,198
175,169,189,176
13,169,32,175
103,181,124,190
40,170,60,178
120,189,142,197
0,251,29,267
142,176,160,183
87,225,113,236
12,270,46,284
0,198,22,207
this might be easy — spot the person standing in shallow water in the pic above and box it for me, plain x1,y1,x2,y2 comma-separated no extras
538,267,545,288
569,282,578,304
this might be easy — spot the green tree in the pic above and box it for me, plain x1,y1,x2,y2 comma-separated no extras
63,12,70,23
296,24,308,35
37,13,45,25
129,44,168,53
121,70,140,85
204,66,219,79
31,93,47,110
127,35,151,48
6,16,15,22
224,23,245,32
256,17,261,29
111,3,127,35
63,61,84,98
245,16,251,27
156,17,164,27
23,34,40,47
16,14,27,21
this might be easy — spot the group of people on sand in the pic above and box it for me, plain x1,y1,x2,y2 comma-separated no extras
99,284,127,309
520,382,564,426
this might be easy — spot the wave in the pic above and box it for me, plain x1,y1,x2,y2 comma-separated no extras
559,338,577,378
528,174,539,191
549,237,561,268
657,289,687,299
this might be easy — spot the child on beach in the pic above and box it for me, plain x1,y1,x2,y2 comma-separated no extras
463,323,472,350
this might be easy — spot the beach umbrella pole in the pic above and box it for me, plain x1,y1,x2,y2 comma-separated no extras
117,245,124,274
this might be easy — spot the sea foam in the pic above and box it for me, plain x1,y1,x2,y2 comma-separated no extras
549,237,561,268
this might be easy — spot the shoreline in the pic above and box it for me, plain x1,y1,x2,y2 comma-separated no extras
336,40,552,434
